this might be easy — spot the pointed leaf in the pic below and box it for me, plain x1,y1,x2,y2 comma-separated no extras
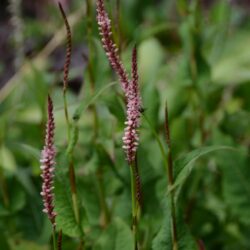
54,176,81,237
94,218,133,250
152,201,198,250
173,146,234,194
216,149,250,225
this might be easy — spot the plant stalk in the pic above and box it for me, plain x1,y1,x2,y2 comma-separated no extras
59,4,82,240
130,163,138,250
86,0,99,140
57,230,62,250
69,161,80,224
0,168,9,208
165,104,178,250
63,92,71,141
52,228,57,250
96,168,110,227
87,0,109,229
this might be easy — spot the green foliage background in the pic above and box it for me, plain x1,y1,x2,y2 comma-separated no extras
0,0,250,249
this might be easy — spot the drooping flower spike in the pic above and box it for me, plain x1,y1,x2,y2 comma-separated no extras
96,0,129,92
40,95,56,228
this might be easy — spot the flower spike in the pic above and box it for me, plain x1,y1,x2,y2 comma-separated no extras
58,2,72,94
96,1,142,163
96,0,129,92
122,46,142,164
40,95,56,228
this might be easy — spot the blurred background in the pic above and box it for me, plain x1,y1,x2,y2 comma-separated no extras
0,0,250,249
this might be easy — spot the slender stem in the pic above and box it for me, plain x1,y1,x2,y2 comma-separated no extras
58,5,83,243
57,230,62,250
52,228,57,250
86,0,94,92
77,239,84,250
0,123,9,208
134,154,142,209
96,168,110,227
63,92,71,141
164,104,178,250
0,168,9,208
142,114,168,166
69,160,80,224
188,1,206,146
87,1,109,229
130,164,138,250
86,0,99,139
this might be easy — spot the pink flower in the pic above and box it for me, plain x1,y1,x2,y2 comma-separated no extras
96,0,129,92
122,47,141,164
40,95,56,227
96,0,142,164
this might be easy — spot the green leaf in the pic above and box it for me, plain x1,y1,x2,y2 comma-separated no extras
9,239,48,250
0,145,17,173
0,233,11,250
54,176,81,237
15,168,37,197
16,143,40,160
138,38,164,84
95,144,128,186
152,201,198,250
94,218,134,250
0,178,26,216
212,32,250,85
73,81,117,121
142,81,160,128
173,146,234,195
77,177,101,226
216,149,250,225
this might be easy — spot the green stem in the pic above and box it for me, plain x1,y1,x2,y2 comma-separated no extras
52,228,56,250
165,105,178,250
59,5,80,229
57,230,62,250
63,91,71,141
86,0,99,139
87,1,109,229
0,168,9,208
130,164,138,250
77,239,84,250
142,114,168,166
69,161,80,224
96,168,110,227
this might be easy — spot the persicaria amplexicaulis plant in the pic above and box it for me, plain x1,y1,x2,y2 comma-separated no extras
97,1,142,248
97,0,142,164
40,95,56,228
4,1,239,249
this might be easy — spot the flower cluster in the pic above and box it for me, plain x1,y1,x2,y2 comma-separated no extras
58,2,72,94
97,0,142,164
96,0,129,92
122,47,141,164
40,95,56,228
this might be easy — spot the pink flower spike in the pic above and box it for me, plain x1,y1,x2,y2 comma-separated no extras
96,0,129,92
40,95,56,228
122,46,142,164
